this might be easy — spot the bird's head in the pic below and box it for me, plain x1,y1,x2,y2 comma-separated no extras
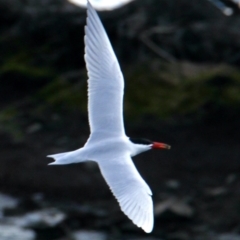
129,137,171,156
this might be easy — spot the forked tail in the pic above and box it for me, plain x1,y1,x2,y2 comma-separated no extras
47,152,71,165
47,149,87,165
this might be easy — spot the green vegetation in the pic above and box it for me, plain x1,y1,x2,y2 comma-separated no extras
124,62,240,119
0,107,23,141
1,57,240,140
0,52,51,77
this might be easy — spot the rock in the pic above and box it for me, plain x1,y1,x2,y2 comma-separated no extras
196,233,240,240
0,193,18,216
204,187,228,196
26,123,42,134
130,238,164,240
72,230,107,240
0,224,35,240
218,234,240,240
155,197,194,218
7,208,65,228
165,179,180,189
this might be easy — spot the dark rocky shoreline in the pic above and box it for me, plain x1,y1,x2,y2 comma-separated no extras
1,0,240,239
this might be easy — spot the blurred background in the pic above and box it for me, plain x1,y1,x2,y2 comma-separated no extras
0,0,240,239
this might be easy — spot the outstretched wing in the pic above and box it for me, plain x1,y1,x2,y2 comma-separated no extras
85,2,125,137
98,155,154,233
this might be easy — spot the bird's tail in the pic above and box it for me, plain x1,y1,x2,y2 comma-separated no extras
47,147,89,165
47,152,71,165
48,150,86,165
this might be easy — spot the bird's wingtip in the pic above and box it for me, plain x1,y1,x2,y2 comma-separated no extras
141,217,153,233
48,162,56,165
47,155,57,165
142,225,153,233
87,0,92,8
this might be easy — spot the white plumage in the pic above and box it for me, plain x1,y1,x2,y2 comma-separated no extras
84,2,125,137
48,1,170,233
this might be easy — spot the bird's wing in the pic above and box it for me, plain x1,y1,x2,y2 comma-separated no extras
98,155,154,233
85,2,125,137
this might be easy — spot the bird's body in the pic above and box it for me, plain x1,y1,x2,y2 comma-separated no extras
48,1,170,233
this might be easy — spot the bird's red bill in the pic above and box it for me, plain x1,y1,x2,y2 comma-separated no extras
152,142,171,150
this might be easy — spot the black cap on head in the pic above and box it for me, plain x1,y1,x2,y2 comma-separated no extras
129,138,153,145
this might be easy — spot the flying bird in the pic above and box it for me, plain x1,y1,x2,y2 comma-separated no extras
48,1,170,233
